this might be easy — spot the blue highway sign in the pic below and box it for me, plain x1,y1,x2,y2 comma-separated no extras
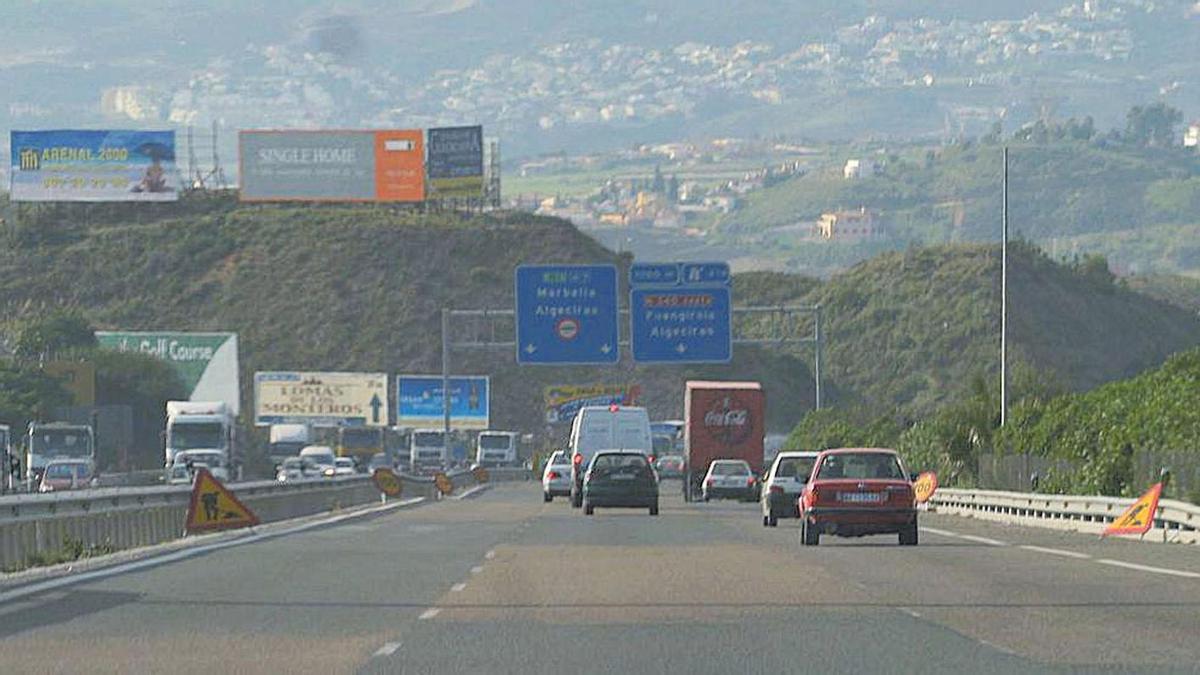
515,265,620,365
629,261,733,364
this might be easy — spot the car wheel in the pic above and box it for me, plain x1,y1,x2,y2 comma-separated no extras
584,500,594,516
768,514,778,527
762,514,770,527
543,492,552,503
899,520,919,546
702,493,710,502
649,502,659,516
571,489,582,508
801,517,820,546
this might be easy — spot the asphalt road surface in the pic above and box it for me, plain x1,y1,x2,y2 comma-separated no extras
1,482,1199,674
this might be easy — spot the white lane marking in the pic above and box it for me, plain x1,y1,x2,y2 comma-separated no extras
0,497,427,605
470,566,484,575
451,583,467,592
1096,559,1200,579
958,534,1007,547
485,549,496,560
453,485,490,500
373,642,402,657
899,607,922,618
1019,545,1091,560
919,527,962,538
419,608,441,620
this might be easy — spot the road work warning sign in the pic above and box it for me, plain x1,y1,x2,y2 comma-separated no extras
1103,482,1162,537
372,468,403,497
185,468,260,534
434,472,454,496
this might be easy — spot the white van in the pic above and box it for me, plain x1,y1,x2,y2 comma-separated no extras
568,405,652,508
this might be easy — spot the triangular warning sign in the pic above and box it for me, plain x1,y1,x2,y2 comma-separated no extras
185,468,260,534
1103,482,1162,537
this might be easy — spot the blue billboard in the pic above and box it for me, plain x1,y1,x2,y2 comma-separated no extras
427,125,483,198
397,375,490,430
10,130,178,202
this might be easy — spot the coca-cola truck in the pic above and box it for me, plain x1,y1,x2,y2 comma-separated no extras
683,381,765,501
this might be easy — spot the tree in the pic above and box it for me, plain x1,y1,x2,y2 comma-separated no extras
0,361,70,433
1125,103,1183,148
12,311,97,362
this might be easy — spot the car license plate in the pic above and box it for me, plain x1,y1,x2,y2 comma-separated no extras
838,492,883,503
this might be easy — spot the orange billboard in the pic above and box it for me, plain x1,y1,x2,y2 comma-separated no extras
239,130,426,202
375,130,425,202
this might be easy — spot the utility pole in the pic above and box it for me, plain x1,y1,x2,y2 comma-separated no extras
1000,146,1009,427
442,308,452,466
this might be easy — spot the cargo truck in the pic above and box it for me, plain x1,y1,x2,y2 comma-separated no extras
682,381,765,502
410,428,447,470
165,401,238,479
338,426,384,466
475,431,519,467
26,422,95,490
268,424,311,463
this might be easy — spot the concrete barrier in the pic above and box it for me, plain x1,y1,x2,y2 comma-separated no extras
0,469,479,571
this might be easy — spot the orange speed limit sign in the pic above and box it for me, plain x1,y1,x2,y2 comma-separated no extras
372,468,403,497
913,472,939,504
434,472,454,495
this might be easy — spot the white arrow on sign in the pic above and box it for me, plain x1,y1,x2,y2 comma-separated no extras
524,344,537,354
676,344,688,353
600,344,612,354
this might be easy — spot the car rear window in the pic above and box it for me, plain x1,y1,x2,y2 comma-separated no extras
817,453,904,480
712,462,749,476
591,454,648,471
775,457,815,479
550,452,571,466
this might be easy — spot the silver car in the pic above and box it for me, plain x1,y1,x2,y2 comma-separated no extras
541,450,572,502
761,451,819,527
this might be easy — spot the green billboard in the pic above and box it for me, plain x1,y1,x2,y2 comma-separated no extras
95,332,240,414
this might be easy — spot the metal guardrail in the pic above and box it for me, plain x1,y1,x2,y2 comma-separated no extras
930,488,1200,544
0,468,489,571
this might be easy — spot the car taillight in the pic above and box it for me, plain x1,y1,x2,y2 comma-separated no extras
648,455,656,464
706,478,715,486
746,477,755,486
547,471,559,480
804,488,819,508
573,454,582,466
769,485,784,495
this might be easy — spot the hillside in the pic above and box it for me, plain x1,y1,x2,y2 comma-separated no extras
712,142,1200,277
753,242,1200,414
2,198,1196,469
0,196,817,468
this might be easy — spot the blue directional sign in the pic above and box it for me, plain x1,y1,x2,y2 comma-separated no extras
516,265,620,365
630,262,733,364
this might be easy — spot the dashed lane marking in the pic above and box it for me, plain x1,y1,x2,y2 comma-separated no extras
451,583,467,592
418,608,441,620
373,642,402,657
470,566,484,575
485,549,496,560
919,526,961,538
1019,545,1091,560
1096,559,1200,579
958,534,1007,547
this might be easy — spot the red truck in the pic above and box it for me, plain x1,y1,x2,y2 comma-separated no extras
682,381,765,501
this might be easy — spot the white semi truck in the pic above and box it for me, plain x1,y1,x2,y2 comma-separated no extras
165,401,238,480
268,424,312,463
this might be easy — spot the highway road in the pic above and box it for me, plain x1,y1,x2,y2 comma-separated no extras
1,482,1198,674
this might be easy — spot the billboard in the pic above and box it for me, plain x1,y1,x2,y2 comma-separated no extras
543,384,640,425
10,130,178,202
427,126,483,198
96,332,240,415
239,130,424,202
397,375,489,430
254,371,388,427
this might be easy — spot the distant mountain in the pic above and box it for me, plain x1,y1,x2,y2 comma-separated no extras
2,1,1197,159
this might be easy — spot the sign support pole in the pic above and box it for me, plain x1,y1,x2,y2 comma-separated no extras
442,308,452,465
814,305,823,411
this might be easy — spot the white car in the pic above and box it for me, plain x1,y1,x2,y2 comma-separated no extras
333,457,357,476
702,459,757,502
761,451,819,527
300,445,337,478
542,450,572,502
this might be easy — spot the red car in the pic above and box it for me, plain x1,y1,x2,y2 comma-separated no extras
798,448,917,546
